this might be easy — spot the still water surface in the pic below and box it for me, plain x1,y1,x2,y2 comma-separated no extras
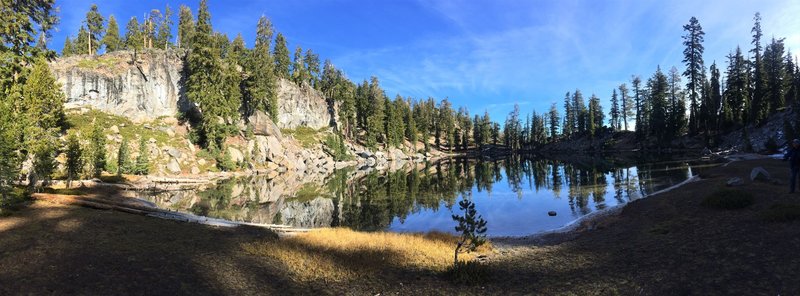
141,155,718,236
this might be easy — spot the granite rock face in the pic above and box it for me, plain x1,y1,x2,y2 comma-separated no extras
50,50,338,131
50,50,188,122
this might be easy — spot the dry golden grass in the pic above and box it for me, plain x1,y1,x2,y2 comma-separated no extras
242,228,492,283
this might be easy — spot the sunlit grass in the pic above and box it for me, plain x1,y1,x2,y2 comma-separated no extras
242,228,491,282
281,126,328,148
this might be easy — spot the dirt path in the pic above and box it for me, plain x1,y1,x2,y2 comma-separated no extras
1,158,799,295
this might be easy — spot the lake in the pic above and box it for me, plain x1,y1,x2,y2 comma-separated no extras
140,154,720,236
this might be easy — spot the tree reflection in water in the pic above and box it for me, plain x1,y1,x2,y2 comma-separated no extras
141,154,715,236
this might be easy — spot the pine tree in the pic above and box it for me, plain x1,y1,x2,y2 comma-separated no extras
682,16,705,134
438,99,455,150
609,89,620,130
709,62,723,132
588,94,603,137
185,0,231,149
0,102,20,198
134,137,150,175
84,4,104,55
74,26,90,55
764,37,786,113
272,32,291,79
648,67,670,143
244,16,278,121
572,90,587,133
304,49,320,89
89,124,106,178
631,76,644,136
117,137,132,175
405,99,418,146
102,15,121,52
177,5,194,49
750,12,768,124
366,76,385,149
548,103,560,140
668,66,687,137
156,5,173,49
19,58,65,132
123,17,143,50
64,133,83,188
291,46,309,86
724,47,750,127
619,83,633,131
62,36,73,57
562,92,573,136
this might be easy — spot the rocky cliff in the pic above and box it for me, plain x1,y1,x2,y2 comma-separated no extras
50,50,187,122
50,49,335,129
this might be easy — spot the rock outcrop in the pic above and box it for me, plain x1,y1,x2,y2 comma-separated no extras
50,50,187,122
276,78,335,130
50,50,337,130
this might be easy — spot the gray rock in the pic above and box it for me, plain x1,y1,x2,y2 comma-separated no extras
358,151,373,158
166,158,181,174
197,159,207,166
248,110,284,138
750,166,771,182
109,125,120,134
726,177,744,187
190,166,200,175
275,78,334,129
365,157,377,167
166,147,181,159
227,147,244,164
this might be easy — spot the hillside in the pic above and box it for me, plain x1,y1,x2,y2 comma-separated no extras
40,49,434,179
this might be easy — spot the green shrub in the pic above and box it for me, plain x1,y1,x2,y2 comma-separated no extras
701,189,754,209
324,133,352,161
761,203,800,222
446,260,490,284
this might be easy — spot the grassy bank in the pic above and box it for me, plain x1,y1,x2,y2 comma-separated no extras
1,158,800,294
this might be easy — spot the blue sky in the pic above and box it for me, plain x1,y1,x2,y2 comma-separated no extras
51,0,800,124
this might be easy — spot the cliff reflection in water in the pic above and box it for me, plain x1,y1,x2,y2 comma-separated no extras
141,154,716,236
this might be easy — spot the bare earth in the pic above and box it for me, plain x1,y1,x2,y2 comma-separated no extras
1,158,799,295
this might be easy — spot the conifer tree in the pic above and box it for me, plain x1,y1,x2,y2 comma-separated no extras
64,133,82,188
609,89,620,130
89,124,106,178
619,83,632,131
764,37,786,113
562,92,573,136
244,16,278,121
572,90,587,133
631,76,644,136
185,0,231,149
304,49,321,89
177,5,194,49
291,46,309,86
548,103,560,140
588,94,603,137
117,137,132,175
682,16,704,134
366,77,386,149
405,99,418,147
0,102,20,198
19,58,65,132
134,137,150,175
123,17,143,50
156,5,173,49
84,4,104,55
438,99,456,150
62,36,73,56
668,66,687,137
102,15,121,52
648,67,670,143
74,26,90,55
724,47,750,127
750,12,768,124
273,32,291,79
708,62,723,132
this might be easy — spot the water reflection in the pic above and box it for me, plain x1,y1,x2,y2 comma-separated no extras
140,154,717,236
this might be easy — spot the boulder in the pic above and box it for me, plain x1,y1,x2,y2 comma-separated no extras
358,151,373,158
248,110,283,138
166,158,181,174
109,125,120,134
227,147,244,163
165,147,181,159
750,167,771,182
365,157,377,167
198,159,207,166
265,135,284,160
190,166,200,175
726,177,744,187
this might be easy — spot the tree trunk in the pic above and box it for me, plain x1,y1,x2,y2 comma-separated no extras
453,242,462,268
89,36,93,55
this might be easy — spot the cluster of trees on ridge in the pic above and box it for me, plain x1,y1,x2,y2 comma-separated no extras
502,14,800,150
